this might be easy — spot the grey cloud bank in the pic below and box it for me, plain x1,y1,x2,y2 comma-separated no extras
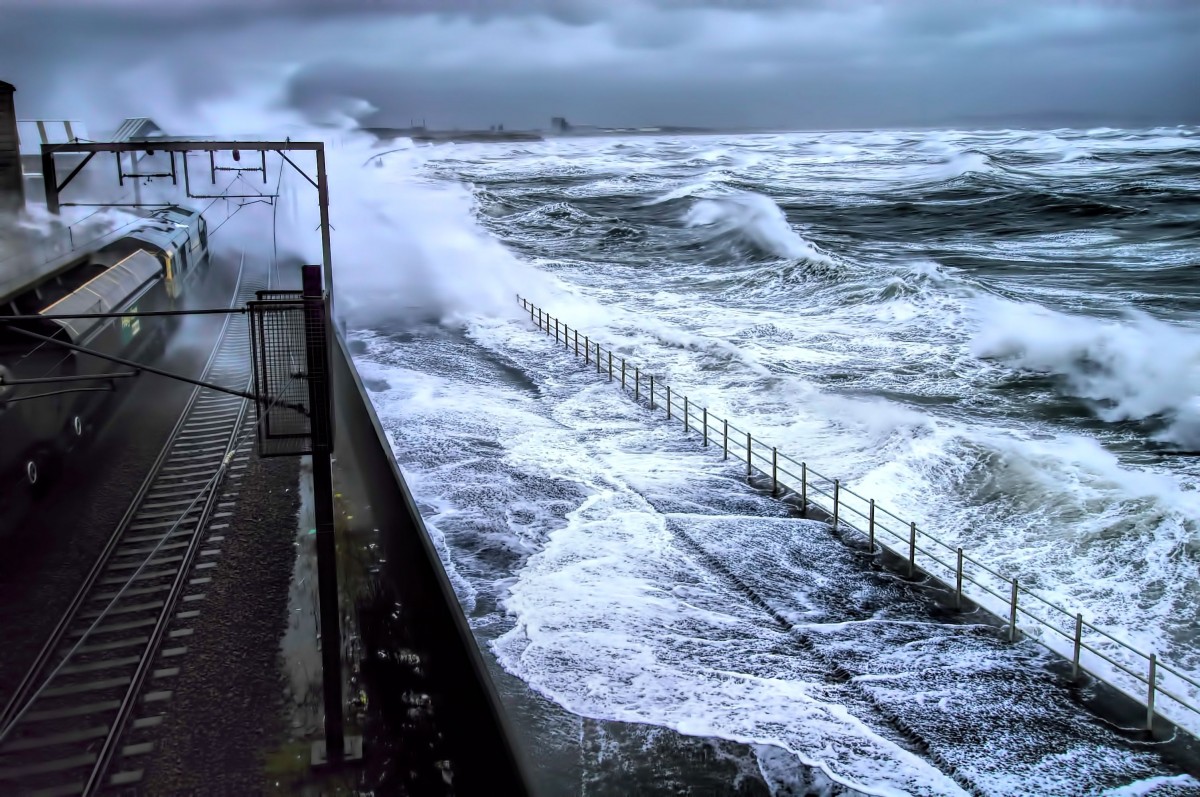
0,0,1196,133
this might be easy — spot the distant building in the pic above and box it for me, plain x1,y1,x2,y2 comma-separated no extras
550,117,571,134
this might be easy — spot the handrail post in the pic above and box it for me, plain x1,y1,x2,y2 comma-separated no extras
832,479,840,529
635,367,640,401
908,522,917,578
684,396,689,432
608,351,613,381
801,463,807,516
538,308,543,331
868,499,875,552
703,408,708,446
530,303,535,324
722,420,728,460
596,343,601,373
585,335,590,364
621,359,626,389
771,447,778,496
667,385,671,418
649,375,654,409
955,548,964,610
555,318,560,344
1147,654,1157,732
574,329,579,356
1009,578,1019,642
564,324,570,350
746,432,752,477
1072,614,1083,680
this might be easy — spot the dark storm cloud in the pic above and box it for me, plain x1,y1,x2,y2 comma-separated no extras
0,0,1196,132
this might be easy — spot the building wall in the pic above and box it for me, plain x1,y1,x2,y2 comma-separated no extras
0,82,25,212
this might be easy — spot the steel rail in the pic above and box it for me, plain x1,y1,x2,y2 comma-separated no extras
0,257,263,794
0,256,246,737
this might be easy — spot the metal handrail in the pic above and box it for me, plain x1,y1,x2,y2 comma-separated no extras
515,296,1200,736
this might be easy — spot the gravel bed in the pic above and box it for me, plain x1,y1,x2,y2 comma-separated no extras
137,450,300,796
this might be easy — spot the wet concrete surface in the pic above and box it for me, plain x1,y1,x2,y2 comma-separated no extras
0,257,243,709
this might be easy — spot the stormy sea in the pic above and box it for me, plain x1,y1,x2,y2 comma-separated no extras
344,127,1200,795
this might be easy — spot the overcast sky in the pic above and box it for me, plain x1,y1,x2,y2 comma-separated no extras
1,0,1197,133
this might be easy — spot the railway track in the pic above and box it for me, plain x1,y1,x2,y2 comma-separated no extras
0,269,262,796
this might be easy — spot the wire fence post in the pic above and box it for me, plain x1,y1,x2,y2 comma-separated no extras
683,396,689,432
703,408,708,446
1147,654,1157,732
666,386,671,419
801,463,807,516
956,548,964,611
771,447,778,496
649,375,655,409
832,479,840,530
746,432,752,477
1009,578,1019,642
585,335,590,364
723,420,728,460
1072,614,1083,680
868,499,875,552
908,522,917,578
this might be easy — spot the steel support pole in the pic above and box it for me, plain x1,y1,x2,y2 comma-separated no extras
43,151,60,214
771,447,778,496
801,463,807,515
302,265,345,764
1072,614,1083,679
1147,654,1157,732
908,522,917,578
316,147,335,322
868,500,875,552
956,549,964,611
1009,579,1019,642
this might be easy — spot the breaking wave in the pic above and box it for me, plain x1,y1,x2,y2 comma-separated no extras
973,301,1200,447
683,192,836,265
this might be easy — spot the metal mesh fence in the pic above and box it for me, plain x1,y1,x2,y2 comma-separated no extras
248,295,312,456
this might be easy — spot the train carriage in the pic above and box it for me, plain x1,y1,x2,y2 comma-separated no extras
0,205,209,532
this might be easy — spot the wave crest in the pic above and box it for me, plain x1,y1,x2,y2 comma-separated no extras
972,302,1200,447
683,192,835,265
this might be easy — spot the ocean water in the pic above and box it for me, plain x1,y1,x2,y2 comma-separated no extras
338,127,1200,794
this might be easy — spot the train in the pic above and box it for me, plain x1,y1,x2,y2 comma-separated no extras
0,204,210,533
